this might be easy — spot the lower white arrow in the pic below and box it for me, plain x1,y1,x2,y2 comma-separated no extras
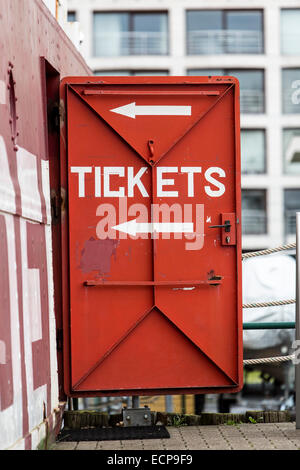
112,219,194,236
110,102,191,119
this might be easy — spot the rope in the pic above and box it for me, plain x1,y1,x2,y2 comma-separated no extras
241,242,297,366
243,299,295,309
242,242,296,260
243,354,295,365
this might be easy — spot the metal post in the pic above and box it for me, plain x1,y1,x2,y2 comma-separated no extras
181,395,186,414
165,395,173,413
72,398,78,410
296,213,300,428
132,396,140,409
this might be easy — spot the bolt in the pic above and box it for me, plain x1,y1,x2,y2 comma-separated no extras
126,415,130,421
144,415,149,420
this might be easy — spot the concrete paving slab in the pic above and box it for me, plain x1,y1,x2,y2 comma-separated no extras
51,422,300,451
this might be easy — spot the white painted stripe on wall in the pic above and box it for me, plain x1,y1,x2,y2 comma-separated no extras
44,223,59,414
0,340,6,364
0,214,23,450
28,269,42,342
20,218,47,435
17,147,42,223
0,80,6,105
0,136,16,215
41,159,51,225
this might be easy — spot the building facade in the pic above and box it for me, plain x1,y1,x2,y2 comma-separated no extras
66,0,300,250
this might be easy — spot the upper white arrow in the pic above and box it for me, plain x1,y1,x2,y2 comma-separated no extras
110,102,192,119
112,218,194,236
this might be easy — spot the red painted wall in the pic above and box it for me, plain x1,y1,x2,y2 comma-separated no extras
0,0,91,450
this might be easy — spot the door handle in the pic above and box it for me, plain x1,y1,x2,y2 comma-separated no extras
209,220,231,232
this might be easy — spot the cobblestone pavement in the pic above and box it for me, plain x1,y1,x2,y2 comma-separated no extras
52,422,300,450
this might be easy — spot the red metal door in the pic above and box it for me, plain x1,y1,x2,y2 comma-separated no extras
60,76,242,397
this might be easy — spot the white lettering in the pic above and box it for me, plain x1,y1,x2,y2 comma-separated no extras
181,167,202,197
95,166,101,197
157,167,178,197
204,167,226,197
128,167,149,197
70,166,92,198
104,167,125,197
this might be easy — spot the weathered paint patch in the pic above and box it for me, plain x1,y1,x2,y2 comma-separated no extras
80,237,119,274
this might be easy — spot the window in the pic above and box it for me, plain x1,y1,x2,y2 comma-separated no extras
187,69,224,76
229,69,264,113
94,70,169,76
67,11,76,22
282,69,300,114
186,9,263,55
242,190,267,234
187,69,265,113
283,129,300,174
241,129,265,174
281,9,300,55
93,12,168,56
284,189,300,234
94,71,131,76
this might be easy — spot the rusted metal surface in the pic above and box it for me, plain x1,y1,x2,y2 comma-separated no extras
60,76,243,397
0,0,90,450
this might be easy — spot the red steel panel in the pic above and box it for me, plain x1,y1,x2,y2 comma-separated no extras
60,76,243,397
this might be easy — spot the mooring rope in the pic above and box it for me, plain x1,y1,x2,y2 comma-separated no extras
241,242,297,365
243,299,296,309
242,242,296,260
243,354,295,365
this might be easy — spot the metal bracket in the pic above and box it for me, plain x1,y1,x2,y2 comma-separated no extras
122,406,152,427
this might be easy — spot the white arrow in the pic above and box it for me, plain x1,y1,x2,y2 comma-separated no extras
112,219,194,236
110,102,191,119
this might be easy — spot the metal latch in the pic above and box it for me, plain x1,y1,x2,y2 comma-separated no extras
209,220,231,232
209,213,237,246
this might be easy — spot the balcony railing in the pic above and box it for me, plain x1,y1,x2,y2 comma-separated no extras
240,89,264,114
285,210,299,234
242,210,267,235
187,30,263,55
93,31,168,56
